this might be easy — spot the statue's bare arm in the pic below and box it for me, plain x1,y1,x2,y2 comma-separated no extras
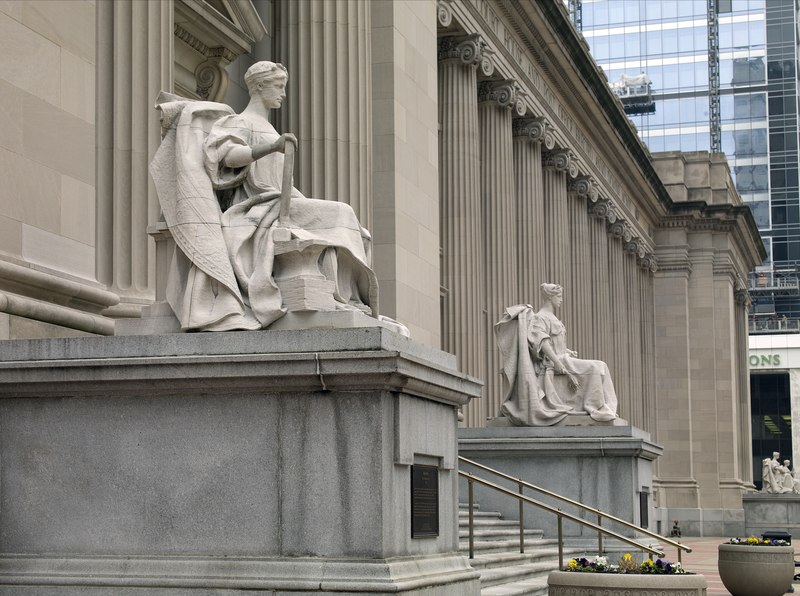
222,133,298,168
540,340,566,374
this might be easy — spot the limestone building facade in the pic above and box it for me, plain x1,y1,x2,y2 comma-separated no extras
0,0,764,534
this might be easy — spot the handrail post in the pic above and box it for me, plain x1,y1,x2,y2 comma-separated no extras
677,541,682,565
557,514,564,570
468,477,475,560
518,480,524,554
597,512,603,555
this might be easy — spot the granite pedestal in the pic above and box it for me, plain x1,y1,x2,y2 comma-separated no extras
0,328,481,594
458,425,662,552
742,493,800,538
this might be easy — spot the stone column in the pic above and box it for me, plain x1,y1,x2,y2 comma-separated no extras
790,368,800,477
513,117,553,304
589,200,613,365
607,228,626,418
568,177,597,356
96,0,173,316
640,255,657,435
478,80,525,418
542,150,575,309
734,289,753,484
624,240,645,428
438,34,492,426
275,0,372,227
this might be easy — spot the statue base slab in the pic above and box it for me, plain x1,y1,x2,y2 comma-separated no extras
485,413,629,427
0,328,481,594
458,425,662,545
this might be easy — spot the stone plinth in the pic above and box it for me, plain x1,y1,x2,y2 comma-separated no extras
0,329,481,595
742,493,800,537
458,425,662,543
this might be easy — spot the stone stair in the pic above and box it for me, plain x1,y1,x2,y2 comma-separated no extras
459,503,584,596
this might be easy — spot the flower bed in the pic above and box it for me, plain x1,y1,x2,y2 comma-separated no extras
547,555,707,595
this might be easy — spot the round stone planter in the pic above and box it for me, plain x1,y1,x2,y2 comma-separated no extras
547,570,707,595
717,543,795,596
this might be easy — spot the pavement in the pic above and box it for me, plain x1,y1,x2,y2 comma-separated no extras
673,537,800,596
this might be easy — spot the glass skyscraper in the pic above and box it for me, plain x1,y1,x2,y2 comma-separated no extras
577,0,799,318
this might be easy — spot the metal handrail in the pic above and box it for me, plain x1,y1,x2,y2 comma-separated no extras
459,456,691,564
460,471,664,569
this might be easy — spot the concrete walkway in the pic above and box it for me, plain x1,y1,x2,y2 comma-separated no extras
673,537,799,596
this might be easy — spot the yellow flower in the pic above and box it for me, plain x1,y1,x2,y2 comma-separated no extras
567,559,578,570
623,554,632,561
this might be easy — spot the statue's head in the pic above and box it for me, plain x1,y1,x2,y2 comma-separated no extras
540,283,563,307
774,451,781,459
244,61,288,107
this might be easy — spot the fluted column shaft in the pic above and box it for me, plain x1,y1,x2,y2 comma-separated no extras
513,133,544,304
542,161,570,334
607,236,628,418
640,265,656,434
438,50,485,426
624,254,643,427
276,0,372,226
567,190,591,355
589,211,612,362
96,0,172,313
479,81,520,418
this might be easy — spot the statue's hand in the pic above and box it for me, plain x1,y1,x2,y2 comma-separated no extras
552,359,567,375
567,349,578,357
272,133,297,153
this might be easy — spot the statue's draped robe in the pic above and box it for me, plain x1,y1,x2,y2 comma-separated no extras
495,305,618,426
150,99,378,331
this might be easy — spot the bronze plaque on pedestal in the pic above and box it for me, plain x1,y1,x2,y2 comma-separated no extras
411,464,439,538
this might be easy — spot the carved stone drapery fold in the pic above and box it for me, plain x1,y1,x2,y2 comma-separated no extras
438,34,494,77
512,116,555,149
477,80,526,116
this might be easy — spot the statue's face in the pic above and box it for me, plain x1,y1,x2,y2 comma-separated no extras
257,75,287,109
551,293,563,308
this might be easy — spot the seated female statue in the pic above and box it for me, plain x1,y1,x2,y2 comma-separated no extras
495,283,618,426
150,61,377,331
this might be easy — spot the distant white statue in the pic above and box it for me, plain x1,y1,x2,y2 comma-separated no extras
150,61,379,331
762,452,794,494
495,283,618,426
777,459,800,494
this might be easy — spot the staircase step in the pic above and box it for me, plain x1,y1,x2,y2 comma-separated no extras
460,528,544,540
480,576,549,596
458,519,521,529
458,510,504,519
478,561,554,588
466,547,582,570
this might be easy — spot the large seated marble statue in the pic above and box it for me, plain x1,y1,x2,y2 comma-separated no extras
495,283,618,426
150,61,379,331
762,452,798,494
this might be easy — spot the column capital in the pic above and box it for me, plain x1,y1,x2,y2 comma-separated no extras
638,253,659,273
438,34,494,77
477,80,526,115
589,198,617,223
543,149,578,177
625,237,646,259
568,175,599,202
735,288,751,306
608,220,633,242
512,116,555,149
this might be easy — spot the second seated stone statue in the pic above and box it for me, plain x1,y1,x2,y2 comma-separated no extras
495,283,618,425
150,61,378,331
